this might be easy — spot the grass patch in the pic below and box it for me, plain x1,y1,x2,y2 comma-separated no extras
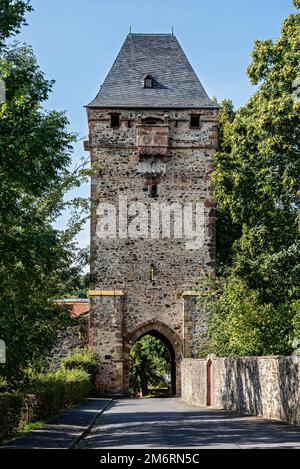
2,420,46,446
17,420,45,437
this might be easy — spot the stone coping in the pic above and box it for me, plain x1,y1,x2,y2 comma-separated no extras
88,290,125,297
183,355,294,361
181,291,201,297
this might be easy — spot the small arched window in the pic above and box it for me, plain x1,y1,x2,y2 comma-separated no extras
144,74,154,89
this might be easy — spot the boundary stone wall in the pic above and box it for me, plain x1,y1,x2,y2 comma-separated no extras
181,357,300,425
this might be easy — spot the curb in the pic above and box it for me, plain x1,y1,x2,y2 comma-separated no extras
68,399,113,449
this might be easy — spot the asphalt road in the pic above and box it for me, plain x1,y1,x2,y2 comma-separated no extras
80,398,300,449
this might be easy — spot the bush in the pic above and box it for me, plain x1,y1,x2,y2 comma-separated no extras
199,275,297,357
62,347,98,384
21,394,41,424
0,393,24,444
30,371,66,418
61,369,92,407
0,366,92,444
0,377,7,392
30,368,91,419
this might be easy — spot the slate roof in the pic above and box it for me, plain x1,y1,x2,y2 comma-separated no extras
87,34,216,109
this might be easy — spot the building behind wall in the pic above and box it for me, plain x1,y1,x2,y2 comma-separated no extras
85,33,218,396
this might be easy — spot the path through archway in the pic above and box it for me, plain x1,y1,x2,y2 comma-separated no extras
128,331,176,397
124,321,182,397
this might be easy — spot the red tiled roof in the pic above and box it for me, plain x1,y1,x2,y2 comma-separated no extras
54,299,89,317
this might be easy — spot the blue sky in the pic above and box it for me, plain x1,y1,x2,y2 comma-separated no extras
16,0,296,249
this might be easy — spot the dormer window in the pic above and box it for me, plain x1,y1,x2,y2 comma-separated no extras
144,74,154,89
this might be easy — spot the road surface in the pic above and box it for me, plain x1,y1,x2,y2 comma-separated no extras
80,398,300,449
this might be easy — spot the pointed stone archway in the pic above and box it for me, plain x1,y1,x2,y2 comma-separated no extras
123,320,183,396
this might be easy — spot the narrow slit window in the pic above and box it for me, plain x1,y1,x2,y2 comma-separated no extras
150,183,158,199
190,114,200,128
111,113,120,128
150,264,156,283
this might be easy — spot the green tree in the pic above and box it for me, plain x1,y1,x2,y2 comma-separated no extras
214,100,242,268
198,273,297,357
0,6,89,387
203,1,300,356
0,1,32,47
129,336,171,396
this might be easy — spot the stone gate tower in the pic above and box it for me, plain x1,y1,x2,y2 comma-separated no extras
85,34,218,396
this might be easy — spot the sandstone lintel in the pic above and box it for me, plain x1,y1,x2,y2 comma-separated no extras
182,291,201,297
89,290,125,297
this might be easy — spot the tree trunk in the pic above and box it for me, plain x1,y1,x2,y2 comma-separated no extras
139,366,148,396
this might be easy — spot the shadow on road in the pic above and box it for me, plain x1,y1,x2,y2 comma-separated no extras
81,399,300,449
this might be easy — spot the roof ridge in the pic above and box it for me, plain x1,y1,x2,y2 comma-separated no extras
128,33,174,36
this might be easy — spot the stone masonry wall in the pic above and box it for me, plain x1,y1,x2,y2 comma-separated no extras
48,317,88,368
181,358,207,405
88,107,218,394
183,297,208,358
181,357,300,425
89,295,125,394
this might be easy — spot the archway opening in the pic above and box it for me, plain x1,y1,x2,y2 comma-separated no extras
128,330,176,398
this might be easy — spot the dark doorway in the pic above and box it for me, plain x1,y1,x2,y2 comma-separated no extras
128,330,176,397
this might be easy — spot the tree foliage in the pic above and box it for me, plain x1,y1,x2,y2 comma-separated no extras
198,273,299,357
0,0,32,47
129,335,171,396
202,2,300,357
0,4,89,387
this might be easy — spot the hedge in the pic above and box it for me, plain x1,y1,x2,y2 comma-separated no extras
63,368,92,407
0,368,92,445
62,347,98,383
0,393,24,443
30,368,91,419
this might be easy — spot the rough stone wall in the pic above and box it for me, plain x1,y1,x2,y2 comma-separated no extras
181,357,300,425
89,295,124,394
87,108,218,394
181,359,207,406
48,317,88,368
183,297,208,358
